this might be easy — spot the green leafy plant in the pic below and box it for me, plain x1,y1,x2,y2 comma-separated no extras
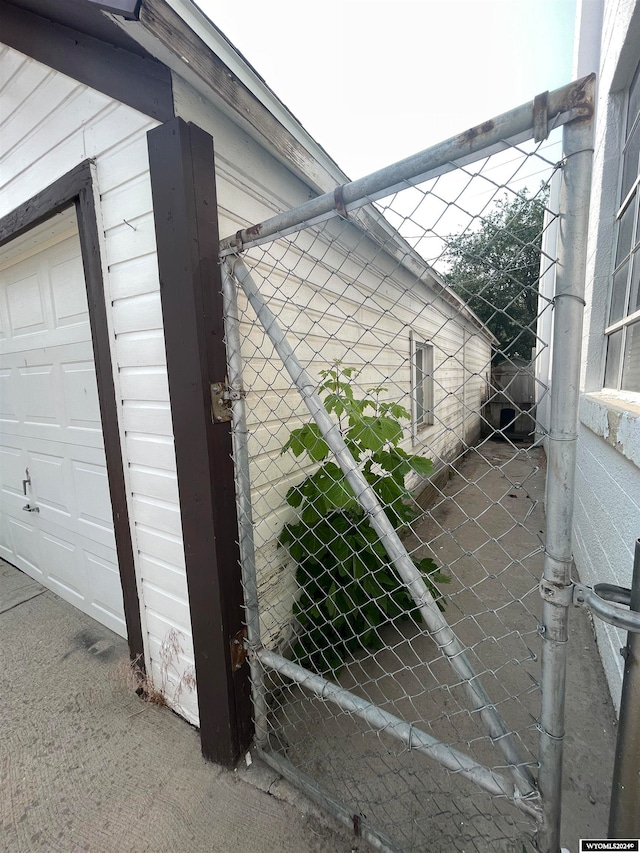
278,365,449,674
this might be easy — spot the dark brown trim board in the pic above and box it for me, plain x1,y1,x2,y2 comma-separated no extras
0,163,145,665
0,0,173,123
147,118,253,767
140,0,338,193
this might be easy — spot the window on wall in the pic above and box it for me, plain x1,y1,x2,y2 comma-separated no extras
605,61,640,392
414,342,435,426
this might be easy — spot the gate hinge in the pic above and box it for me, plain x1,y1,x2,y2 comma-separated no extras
211,380,245,423
231,628,248,671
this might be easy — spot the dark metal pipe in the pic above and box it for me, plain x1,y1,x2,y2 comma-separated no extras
608,538,640,838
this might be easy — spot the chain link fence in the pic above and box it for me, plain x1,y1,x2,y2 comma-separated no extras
220,80,594,853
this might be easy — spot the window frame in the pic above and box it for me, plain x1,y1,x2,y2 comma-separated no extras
603,60,640,392
412,337,435,430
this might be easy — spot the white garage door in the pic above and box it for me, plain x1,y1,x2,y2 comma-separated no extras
0,209,126,637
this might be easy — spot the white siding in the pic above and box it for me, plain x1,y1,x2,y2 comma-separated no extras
173,73,492,648
0,46,197,724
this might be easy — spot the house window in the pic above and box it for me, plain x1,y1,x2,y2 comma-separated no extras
414,342,435,426
604,60,640,392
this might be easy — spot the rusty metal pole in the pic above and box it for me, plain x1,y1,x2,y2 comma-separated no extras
608,538,640,838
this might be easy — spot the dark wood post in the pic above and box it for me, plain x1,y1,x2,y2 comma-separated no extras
147,118,253,766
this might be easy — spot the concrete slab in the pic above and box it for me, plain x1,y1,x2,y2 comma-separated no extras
259,441,618,852
0,565,361,853
0,441,620,852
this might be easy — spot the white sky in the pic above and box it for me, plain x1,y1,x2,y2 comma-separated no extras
196,0,577,180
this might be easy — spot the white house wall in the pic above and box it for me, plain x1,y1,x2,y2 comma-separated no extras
0,45,198,724
173,73,492,648
573,0,640,709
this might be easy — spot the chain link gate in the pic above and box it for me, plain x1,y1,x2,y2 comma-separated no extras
219,77,594,852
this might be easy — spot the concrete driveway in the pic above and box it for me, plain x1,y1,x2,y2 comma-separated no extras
0,439,620,853
0,559,359,853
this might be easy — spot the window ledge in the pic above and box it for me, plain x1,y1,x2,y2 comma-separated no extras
579,392,640,470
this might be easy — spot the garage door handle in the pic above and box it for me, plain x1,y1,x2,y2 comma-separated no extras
22,503,39,513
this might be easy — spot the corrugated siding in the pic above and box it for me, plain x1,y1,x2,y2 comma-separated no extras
174,74,492,649
0,46,197,724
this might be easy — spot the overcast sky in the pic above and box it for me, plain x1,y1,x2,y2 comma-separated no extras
196,0,577,180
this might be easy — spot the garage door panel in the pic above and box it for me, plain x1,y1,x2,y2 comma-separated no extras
7,515,42,576
0,324,97,355
19,363,59,426
21,436,107,462
0,509,17,562
29,451,71,516
43,531,85,600
0,368,17,422
84,550,126,632
0,537,13,564
0,445,23,497
50,254,88,329
0,216,126,638
6,272,46,335
61,361,103,429
0,421,106,450
73,460,114,536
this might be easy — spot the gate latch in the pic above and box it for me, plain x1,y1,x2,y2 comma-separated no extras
231,628,248,671
540,579,640,633
573,582,640,634
211,380,245,423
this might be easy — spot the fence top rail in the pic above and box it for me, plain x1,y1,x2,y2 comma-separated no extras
219,74,594,258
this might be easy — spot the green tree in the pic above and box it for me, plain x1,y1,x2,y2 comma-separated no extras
446,190,547,361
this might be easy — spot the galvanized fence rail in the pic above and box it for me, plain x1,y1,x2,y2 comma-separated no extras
220,77,594,852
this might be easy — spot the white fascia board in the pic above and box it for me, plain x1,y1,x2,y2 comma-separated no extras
107,0,494,342
163,0,350,189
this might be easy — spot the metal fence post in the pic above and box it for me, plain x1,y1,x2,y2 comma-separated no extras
536,87,595,852
608,538,640,838
221,263,269,747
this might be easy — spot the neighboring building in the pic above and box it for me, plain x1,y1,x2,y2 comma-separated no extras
565,0,640,709
0,0,493,762
483,357,535,439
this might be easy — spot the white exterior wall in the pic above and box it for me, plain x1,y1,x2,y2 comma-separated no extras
0,43,492,717
0,46,198,724
173,74,492,647
574,0,640,709
535,171,563,447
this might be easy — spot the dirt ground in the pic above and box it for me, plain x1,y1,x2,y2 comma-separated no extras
263,439,618,852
